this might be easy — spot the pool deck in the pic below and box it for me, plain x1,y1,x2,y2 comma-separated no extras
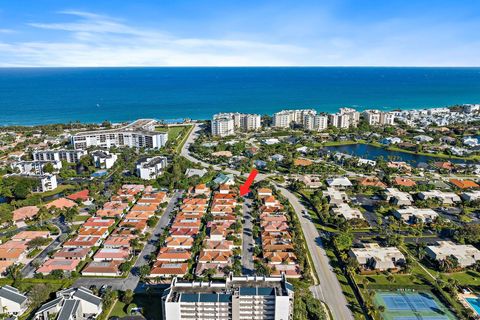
459,293,480,316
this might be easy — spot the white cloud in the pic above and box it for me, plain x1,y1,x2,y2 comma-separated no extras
0,11,307,67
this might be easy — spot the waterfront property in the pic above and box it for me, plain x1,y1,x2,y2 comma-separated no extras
72,119,168,149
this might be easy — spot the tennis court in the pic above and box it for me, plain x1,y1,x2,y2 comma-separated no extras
374,291,457,320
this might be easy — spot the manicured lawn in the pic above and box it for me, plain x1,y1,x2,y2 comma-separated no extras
109,300,127,318
167,126,186,141
440,270,480,287
73,214,91,222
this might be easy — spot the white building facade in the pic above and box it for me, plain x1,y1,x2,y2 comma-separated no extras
136,156,168,180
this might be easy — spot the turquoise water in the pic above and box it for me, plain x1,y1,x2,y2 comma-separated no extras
466,298,480,315
1,67,480,125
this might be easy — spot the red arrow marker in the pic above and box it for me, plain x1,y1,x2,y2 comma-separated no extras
239,169,258,196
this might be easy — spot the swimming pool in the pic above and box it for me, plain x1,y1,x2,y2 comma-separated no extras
466,297,480,315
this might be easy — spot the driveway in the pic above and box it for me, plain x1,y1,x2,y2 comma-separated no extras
241,197,255,275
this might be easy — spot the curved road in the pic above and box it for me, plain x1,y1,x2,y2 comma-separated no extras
181,123,354,320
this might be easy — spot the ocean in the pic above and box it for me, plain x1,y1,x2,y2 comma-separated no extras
1,67,480,126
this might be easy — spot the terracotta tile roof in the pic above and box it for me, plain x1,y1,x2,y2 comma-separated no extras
198,250,232,263
12,231,50,241
12,206,39,221
258,188,273,195
435,161,454,170
264,251,297,264
94,248,130,260
183,198,208,205
203,240,234,251
53,247,90,259
37,259,80,273
165,236,194,248
83,217,115,228
150,262,188,276
103,235,135,248
169,228,199,238
78,227,109,237
358,177,387,188
46,198,77,209
0,248,24,260
294,158,313,166
131,203,158,212
119,219,147,231
450,179,480,189
125,211,154,220
156,248,191,262
394,177,417,187
82,261,120,275
66,189,90,201
63,236,102,247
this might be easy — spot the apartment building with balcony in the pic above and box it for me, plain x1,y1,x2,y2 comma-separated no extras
33,149,87,163
163,274,294,320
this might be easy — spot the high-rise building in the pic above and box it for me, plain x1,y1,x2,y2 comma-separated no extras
72,119,168,149
329,108,360,128
272,109,316,128
163,274,294,320
304,114,328,131
212,113,261,136
362,110,395,126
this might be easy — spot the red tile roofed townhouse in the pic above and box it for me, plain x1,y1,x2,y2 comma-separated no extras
93,248,130,262
259,205,285,215
0,247,26,262
183,198,208,205
198,251,232,264
78,227,110,239
393,177,417,188
96,209,123,219
209,226,228,241
0,261,15,274
450,179,480,189
156,248,191,262
137,191,166,204
83,217,115,229
121,184,145,193
207,220,235,231
66,189,90,202
110,194,135,203
125,211,154,220
195,262,228,277
12,231,50,242
63,235,102,248
104,201,129,211
82,260,121,277
12,206,39,224
103,235,135,249
258,188,273,198
171,217,202,230
203,239,234,252
36,259,80,275
45,198,77,210
180,204,207,214
262,238,294,252
270,264,301,278
262,230,292,241
213,193,236,201
119,219,147,233
211,214,236,222
169,228,199,238
261,221,289,232
264,251,298,265
149,261,188,278
175,213,204,222
260,215,288,223
189,183,211,196
263,196,280,207
387,161,412,172
131,203,158,213
53,247,90,260
165,236,194,249
97,202,128,218
211,199,237,207
218,184,230,194
210,205,234,215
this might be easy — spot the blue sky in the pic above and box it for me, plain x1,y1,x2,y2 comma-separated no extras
0,0,479,66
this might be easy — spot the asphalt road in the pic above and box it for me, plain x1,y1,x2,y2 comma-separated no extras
73,191,182,291
241,198,255,275
180,124,355,320
21,217,70,278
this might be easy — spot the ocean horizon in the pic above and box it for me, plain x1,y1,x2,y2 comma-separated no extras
1,67,480,126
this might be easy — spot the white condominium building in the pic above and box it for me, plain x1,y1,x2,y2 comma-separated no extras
33,149,87,163
7,174,58,193
329,107,360,128
11,160,62,175
362,110,395,126
72,119,168,149
212,113,261,136
272,109,316,128
136,156,168,180
304,114,328,131
92,150,118,169
163,274,294,320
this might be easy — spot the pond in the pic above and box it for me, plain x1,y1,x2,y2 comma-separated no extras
324,143,477,167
